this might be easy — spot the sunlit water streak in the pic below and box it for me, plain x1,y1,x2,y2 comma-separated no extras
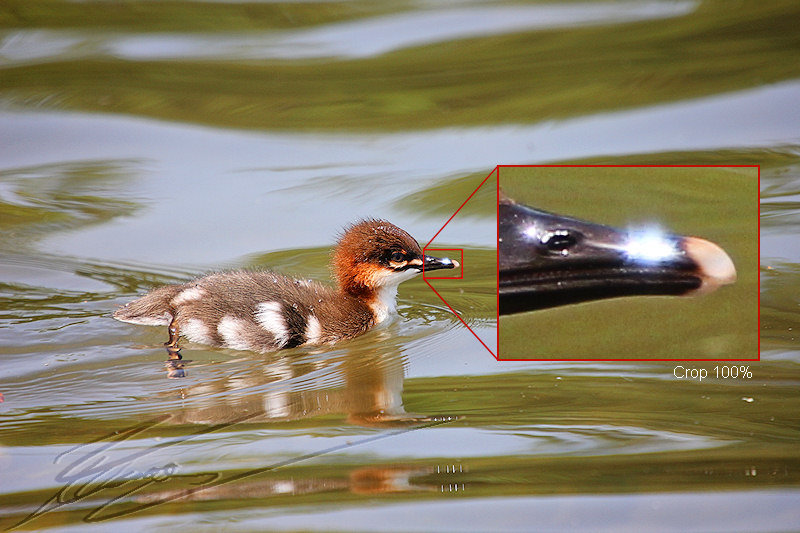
163,490,800,533
1,79,797,264
0,2,696,64
1,421,726,494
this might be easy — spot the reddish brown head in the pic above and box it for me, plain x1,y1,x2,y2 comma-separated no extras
332,220,425,298
330,219,458,323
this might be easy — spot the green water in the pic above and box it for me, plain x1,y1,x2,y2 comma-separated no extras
1,1,799,531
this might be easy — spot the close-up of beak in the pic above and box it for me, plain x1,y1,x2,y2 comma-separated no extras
499,193,736,315
422,254,460,272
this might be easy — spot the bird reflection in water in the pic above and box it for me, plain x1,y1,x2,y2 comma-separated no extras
140,334,462,504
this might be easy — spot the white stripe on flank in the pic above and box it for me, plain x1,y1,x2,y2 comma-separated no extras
255,301,289,347
217,316,251,351
182,318,211,344
171,286,205,306
304,315,322,345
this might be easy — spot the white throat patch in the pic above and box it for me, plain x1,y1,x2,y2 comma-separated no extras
368,268,420,324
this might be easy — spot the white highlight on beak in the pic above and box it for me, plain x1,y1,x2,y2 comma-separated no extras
523,225,539,240
623,229,679,263
435,257,460,268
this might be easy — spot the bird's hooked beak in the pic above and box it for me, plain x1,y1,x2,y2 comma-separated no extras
499,196,736,315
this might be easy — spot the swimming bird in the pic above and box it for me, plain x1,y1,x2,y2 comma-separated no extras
114,219,458,354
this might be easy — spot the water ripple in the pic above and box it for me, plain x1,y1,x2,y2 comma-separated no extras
0,2,696,65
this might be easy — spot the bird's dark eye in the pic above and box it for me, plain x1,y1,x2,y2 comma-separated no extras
390,251,405,262
541,230,577,253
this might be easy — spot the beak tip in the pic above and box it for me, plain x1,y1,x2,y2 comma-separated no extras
684,236,737,291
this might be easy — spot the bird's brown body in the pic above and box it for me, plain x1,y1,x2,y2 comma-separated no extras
114,220,458,353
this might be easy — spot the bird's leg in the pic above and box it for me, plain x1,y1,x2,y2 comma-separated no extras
164,317,182,360
164,317,187,378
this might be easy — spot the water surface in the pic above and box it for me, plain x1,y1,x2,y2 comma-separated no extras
1,1,799,531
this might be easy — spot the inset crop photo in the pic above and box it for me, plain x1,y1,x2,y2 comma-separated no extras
498,165,758,360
